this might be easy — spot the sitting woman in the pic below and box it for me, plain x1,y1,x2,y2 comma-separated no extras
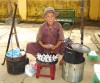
26,7,65,64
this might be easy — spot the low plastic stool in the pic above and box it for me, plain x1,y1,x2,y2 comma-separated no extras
87,51,98,61
36,63,56,80
92,64,100,83
92,74,100,83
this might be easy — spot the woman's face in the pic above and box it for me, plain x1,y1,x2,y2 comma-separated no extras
45,12,56,26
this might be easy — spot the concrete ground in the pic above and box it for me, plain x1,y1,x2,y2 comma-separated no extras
0,23,100,83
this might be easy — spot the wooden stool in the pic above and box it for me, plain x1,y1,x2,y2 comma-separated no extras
87,51,98,61
36,63,56,80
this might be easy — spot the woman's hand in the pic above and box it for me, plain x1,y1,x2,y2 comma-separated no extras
39,41,50,49
51,45,58,50
51,41,62,50
42,44,50,49
42,44,58,50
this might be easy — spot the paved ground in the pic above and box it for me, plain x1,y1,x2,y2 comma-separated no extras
0,23,100,83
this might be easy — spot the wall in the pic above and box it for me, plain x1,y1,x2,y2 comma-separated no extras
89,0,100,20
0,0,100,22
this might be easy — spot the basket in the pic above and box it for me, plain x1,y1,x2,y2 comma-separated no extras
6,54,29,74
36,59,58,66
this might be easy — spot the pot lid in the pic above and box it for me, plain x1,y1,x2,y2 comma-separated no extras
71,43,91,53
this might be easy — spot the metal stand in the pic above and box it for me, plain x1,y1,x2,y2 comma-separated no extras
80,0,84,45
2,3,20,65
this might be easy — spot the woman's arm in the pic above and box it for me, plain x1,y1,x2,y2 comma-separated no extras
51,41,62,50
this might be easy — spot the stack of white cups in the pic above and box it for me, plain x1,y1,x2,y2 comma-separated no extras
36,53,58,62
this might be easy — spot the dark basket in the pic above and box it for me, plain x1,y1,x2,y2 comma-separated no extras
6,54,29,75
36,59,58,66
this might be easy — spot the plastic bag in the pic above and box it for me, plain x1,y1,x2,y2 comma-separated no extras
25,62,37,77
6,47,20,58
6,47,26,58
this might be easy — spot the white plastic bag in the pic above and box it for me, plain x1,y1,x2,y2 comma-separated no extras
25,62,37,77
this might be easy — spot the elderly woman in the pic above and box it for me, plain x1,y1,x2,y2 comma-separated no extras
26,7,65,64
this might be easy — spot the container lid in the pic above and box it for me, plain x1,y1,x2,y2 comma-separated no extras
71,43,91,53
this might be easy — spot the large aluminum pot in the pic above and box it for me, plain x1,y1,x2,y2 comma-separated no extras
62,60,85,83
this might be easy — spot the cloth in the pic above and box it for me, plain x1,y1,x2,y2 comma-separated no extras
26,21,65,56
6,47,20,58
